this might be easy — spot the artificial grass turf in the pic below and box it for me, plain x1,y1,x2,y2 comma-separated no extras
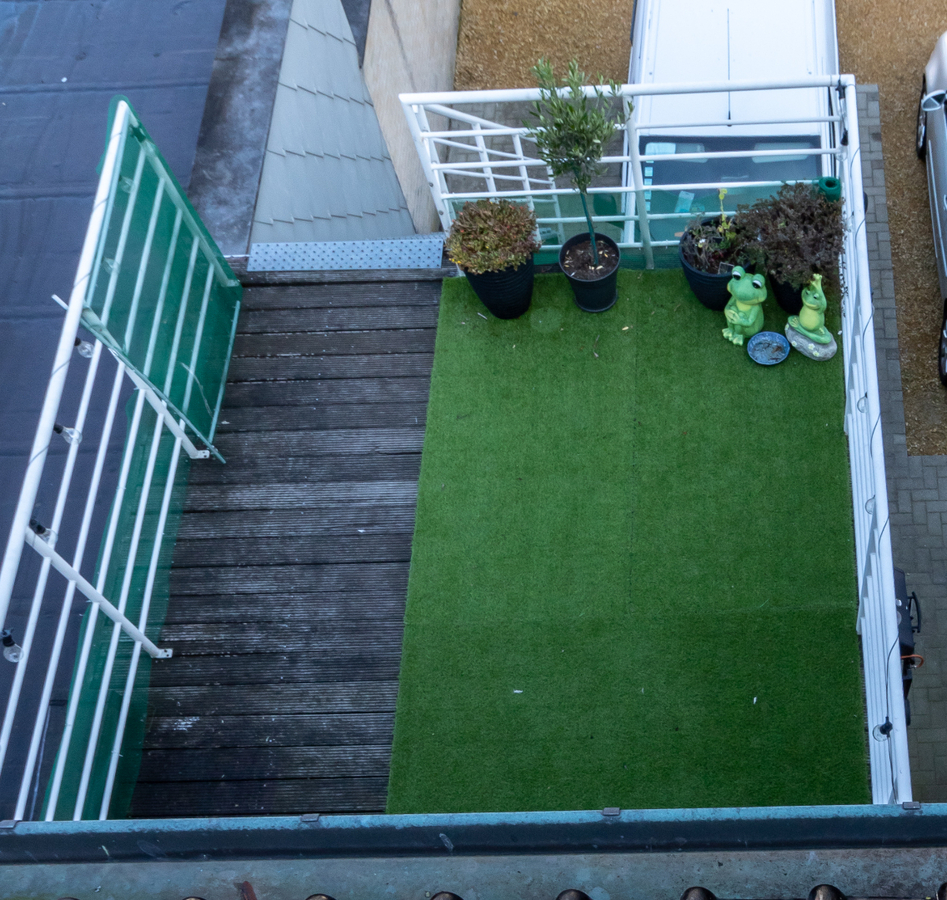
386,269,869,813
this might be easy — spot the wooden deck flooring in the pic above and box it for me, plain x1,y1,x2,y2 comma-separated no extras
129,278,440,818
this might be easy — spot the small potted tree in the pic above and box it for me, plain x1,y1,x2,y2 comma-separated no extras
445,199,542,319
737,182,845,314
527,58,627,312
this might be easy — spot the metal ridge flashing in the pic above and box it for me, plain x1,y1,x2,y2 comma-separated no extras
1,804,944,863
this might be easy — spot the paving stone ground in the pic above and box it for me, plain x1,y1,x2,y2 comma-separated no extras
861,84,947,801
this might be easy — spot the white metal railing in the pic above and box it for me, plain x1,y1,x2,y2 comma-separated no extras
0,99,240,820
403,76,911,803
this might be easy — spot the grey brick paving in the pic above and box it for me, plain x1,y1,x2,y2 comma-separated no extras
859,85,947,802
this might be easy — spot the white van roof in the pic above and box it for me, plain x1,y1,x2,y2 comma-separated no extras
630,0,840,137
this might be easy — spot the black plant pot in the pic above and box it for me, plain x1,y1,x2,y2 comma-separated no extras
558,232,620,312
678,242,731,311
771,277,803,315
463,258,534,319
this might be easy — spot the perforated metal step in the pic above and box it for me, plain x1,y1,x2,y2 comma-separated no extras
248,235,445,272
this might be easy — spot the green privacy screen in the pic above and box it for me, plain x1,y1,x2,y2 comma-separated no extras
80,97,241,460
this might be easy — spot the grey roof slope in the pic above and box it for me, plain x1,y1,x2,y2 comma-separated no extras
250,0,415,243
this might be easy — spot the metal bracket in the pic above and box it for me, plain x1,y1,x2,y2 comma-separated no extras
300,814,321,823
602,807,621,817
0,820,19,830
902,801,922,812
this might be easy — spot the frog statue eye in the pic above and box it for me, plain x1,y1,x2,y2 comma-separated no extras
752,277,764,289
731,270,742,280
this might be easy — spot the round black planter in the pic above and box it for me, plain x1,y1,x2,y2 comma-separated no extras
463,258,534,319
771,277,803,315
678,243,731,311
558,232,620,312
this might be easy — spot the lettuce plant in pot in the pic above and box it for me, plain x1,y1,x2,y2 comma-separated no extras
527,58,627,312
678,189,754,312
737,182,845,315
445,199,542,319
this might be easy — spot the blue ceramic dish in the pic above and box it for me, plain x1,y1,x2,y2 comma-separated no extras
747,331,790,366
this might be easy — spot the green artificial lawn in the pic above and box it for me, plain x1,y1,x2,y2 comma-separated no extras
387,269,869,813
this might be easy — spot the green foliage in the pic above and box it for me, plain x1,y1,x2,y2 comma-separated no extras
737,182,845,291
445,199,541,275
526,59,626,194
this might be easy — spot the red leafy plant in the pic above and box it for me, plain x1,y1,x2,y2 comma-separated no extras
445,199,542,275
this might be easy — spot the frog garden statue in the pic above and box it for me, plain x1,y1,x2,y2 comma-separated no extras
722,267,766,346
785,274,838,360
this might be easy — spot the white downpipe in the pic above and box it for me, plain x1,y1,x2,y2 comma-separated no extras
0,103,129,631
98,426,185,819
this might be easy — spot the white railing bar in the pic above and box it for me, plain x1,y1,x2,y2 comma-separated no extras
628,99,654,268
122,181,166,351
840,75,910,801
143,209,184,378
402,101,451,230
0,102,129,632
429,136,545,161
14,347,121,820
46,384,147,819
422,114,843,140
180,266,215,416
439,167,552,183
124,367,208,460
640,114,842,131
402,76,846,106
44,361,127,819
432,146,837,173
473,123,498,195
23,528,169,660
419,102,531,130
166,238,201,384
210,291,242,438
99,144,147,328
0,338,105,801
72,411,171,819
84,102,133,328
440,178,804,202
98,424,185,819
137,137,238,289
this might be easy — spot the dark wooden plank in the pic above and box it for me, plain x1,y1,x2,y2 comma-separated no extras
173,533,412,567
213,427,425,456
161,592,406,624
130,776,388,817
147,683,399,716
136,745,392,781
148,652,402,687
178,506,417,537
232,328,435,357
216,402,428,432
238,306,438,334
160,621,405,656
143,713,394,749
226,353,434,382
241,282,442,310
169,562,409,595
186,454,421,486
223,377,432,407
182,481,417,512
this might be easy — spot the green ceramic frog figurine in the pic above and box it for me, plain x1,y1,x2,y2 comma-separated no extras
722,266,767,346
787,274,831,344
